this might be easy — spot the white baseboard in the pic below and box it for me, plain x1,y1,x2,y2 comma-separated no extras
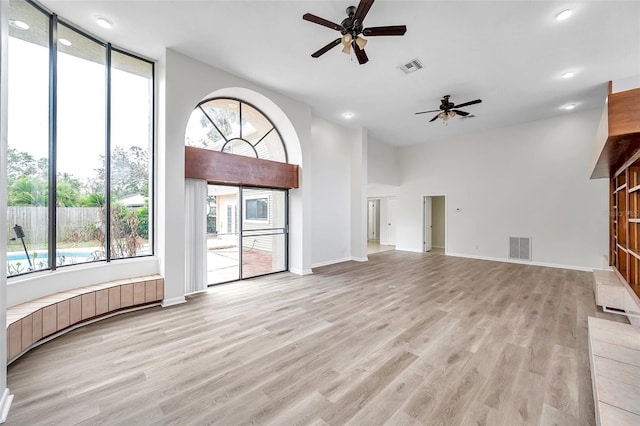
394,247,422,253
311,257,352,269
432,245,445,249
446,252,594,272
161,296,187,307
289,268,313,276
0,388,13,423
351,256,368,262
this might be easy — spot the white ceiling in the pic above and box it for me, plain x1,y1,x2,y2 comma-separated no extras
38,0,640,147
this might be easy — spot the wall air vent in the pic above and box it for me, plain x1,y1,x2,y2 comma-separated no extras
398,58,424,74
509,237,531,261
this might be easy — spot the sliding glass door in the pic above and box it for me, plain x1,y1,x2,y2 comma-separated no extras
206,185,287,285
241,188,287,279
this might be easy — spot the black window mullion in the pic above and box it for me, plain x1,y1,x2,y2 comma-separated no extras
239,102,243,140
253,127,275,148
48,14,58,271
199,105,228,144
105,44,112,261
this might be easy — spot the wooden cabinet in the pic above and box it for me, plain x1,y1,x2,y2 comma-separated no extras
611,165,640,298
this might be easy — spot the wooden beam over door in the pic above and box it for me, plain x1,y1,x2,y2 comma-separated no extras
184,146,299,189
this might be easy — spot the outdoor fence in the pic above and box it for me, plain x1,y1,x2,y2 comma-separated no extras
7,206,102,244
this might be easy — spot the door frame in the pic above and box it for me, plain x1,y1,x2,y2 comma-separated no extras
423,194,447,253
207,183,289,286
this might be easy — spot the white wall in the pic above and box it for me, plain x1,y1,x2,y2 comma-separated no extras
310,117,352,266
396,109,609,270
612,75,640,93
368,136,399,186
309,117,368,267
351,129,367,261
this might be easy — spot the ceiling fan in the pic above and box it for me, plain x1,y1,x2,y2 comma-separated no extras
303,0,407,65
415,95,482,124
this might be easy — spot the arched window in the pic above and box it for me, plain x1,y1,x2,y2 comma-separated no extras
185,98,287,163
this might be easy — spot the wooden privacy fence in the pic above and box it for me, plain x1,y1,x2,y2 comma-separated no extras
7,206,102,243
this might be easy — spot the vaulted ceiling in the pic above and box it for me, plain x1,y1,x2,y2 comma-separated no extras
39,0,640,147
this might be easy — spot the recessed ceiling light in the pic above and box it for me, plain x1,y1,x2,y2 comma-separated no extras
58,38,72,46
561,71,575,79
563,103,576,110
342,112,354,119
556,9,573,21
96,17,112,29
10,20,29,30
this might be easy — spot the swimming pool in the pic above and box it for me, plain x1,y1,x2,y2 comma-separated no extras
7,251,99,262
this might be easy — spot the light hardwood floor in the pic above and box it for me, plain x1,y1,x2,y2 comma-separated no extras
6,251,627,425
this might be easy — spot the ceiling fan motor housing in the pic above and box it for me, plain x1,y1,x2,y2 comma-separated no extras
341,7,363,36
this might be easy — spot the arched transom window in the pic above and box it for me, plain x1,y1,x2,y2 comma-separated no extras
185,98,287,163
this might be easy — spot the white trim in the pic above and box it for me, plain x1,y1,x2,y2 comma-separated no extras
311,257,352,269
289,268,313,276
0,389,13,424
351,256,368,262
446,252,594,272
161,296,187,307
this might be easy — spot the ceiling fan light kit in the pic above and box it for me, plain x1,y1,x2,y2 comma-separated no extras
303,0,407,65
415,95,482,125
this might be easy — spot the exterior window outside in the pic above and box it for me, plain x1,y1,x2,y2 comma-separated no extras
185,98,287,163
245,197,269,222
6,0,154,277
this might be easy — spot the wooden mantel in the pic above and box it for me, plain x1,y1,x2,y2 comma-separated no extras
185,146,299,189
591,87,640,179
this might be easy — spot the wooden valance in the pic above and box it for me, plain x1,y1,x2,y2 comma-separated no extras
184,146,299,189
591,87,640,179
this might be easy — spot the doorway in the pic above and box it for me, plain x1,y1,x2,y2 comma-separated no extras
207,184,288,285
367,197,396,254
424,195,446,254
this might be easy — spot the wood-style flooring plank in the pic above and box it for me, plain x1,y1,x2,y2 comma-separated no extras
5,251,627,425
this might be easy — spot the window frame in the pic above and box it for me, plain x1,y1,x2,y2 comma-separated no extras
6,0,155,278
187,97,288,163
244,195,270,223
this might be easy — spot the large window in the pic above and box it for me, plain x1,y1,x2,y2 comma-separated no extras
6,0,154,277
185,98,287,163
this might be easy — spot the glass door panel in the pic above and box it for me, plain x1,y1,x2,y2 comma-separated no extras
207,185,239,284
241,188,287,279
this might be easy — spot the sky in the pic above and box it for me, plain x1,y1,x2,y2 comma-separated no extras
8,36,152,182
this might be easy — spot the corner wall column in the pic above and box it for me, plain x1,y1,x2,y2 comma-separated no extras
0,0,15,420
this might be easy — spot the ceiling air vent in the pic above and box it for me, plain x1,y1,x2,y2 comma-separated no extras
509,237,531,261
398,58,423,74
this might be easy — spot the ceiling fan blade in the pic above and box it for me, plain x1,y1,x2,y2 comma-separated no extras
429,114,440,122
311,38,342,58
452,110,469,116
362,25,407,36
352,41,369,64
303,13,343,31
353,0,375,24
415,109,441,115
452,99,482,109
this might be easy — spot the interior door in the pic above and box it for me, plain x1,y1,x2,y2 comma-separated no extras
387,198,396,245
368,200,376,240
424,196,432,252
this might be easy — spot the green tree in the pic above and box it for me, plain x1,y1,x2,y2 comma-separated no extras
56,173,82,207
92,146,149,198
8,176,47,206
